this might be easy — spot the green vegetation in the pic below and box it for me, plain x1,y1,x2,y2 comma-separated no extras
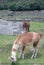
0,22,44,65
30,22,44,34
0,0,44,11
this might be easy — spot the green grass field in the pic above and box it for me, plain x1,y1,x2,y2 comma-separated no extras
0,22,44,65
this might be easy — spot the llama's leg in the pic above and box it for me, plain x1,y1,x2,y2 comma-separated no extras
19,46,25,59
21,46,25,59
21,52,24,59
34,48,38,58
31,48,38,59
31,42,38,59
31,48,35,59
19,48,22,59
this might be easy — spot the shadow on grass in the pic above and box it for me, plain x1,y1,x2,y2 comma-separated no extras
11,62,33,65
11,62,23,65
11,62,17,65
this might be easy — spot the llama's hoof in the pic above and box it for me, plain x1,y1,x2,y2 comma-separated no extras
31,56,34,59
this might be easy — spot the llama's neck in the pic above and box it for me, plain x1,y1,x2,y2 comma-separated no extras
11,44,19,61
12,43,19,50
12,43,19,56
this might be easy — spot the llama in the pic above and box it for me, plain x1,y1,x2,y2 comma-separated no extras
22,22,30,33
9,32,42,62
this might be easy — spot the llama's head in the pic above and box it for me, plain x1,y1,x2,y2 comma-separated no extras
8,49,17,62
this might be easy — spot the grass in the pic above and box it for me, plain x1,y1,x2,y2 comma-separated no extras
30,22,44,33
0,22,44,65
